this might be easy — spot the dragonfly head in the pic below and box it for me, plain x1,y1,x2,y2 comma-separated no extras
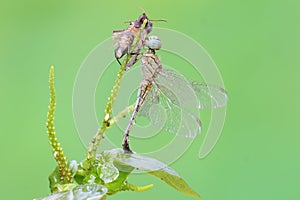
146,35,162,50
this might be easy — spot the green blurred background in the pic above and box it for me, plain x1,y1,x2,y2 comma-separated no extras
1,0,299,199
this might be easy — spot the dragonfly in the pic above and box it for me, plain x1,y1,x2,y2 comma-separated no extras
122,36,228,153
112,12,153,70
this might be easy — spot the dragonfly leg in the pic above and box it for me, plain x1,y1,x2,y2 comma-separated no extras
116,58,121,65
125,54,140,71
122,133,133,153
130,52,140,56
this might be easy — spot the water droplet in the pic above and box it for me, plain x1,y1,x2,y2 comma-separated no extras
99,162,119,183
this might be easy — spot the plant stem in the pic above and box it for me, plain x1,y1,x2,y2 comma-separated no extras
86,19,149,165
109,104,135,127
46,66,72,183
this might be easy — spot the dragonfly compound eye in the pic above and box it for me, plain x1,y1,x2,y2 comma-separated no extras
146,35,162,50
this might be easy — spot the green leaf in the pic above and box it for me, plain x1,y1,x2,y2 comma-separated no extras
94,149,152,195
104,171,132,195
34,184,107,200
48,167,63,193
110,149,168,171
148,170,200,198
107,148,200,198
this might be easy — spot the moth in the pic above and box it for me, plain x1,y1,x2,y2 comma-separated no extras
112,13,152,70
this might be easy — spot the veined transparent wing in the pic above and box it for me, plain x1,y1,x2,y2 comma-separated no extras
190,82,228,109
138,68,228,138
138,69,202,138
159,69,228,110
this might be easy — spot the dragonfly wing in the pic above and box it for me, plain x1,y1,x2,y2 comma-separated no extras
155,69,200,113
138,79,202,138
152,89,202,138
137,84,156,116
190,82,228,109
137,68,227,138
157,69,228,110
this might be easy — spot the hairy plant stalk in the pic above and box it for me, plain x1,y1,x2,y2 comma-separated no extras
109,104,135,127
46,66,72,183
86,19,149,165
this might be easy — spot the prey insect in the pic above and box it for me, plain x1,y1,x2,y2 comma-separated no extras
112,13,152,71
122,36,228,153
